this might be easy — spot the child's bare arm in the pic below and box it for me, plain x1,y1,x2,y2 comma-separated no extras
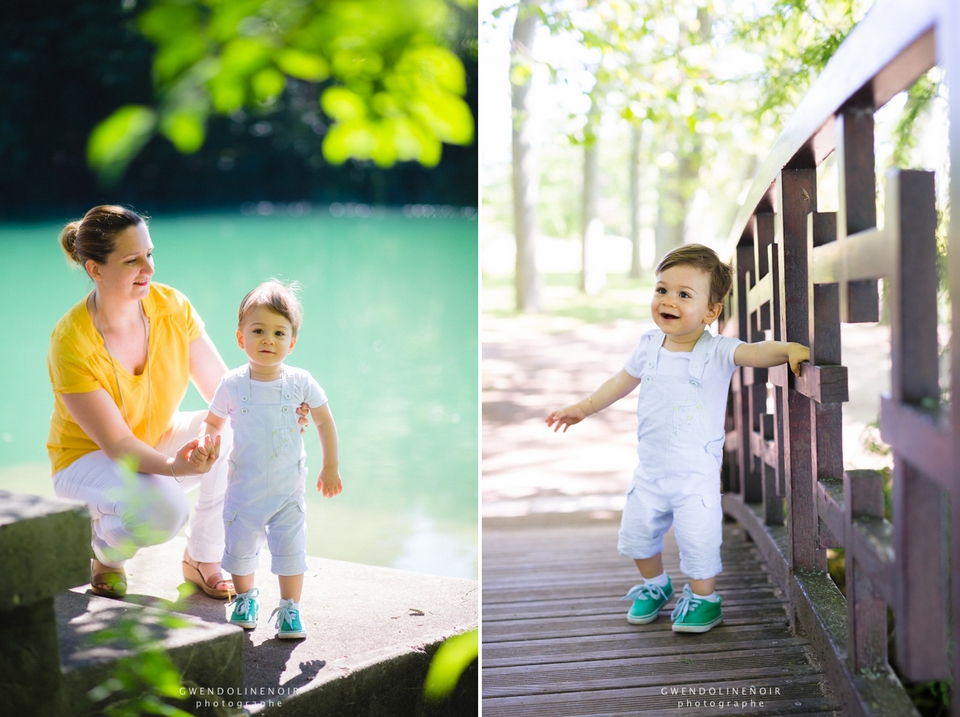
734,341,810,377
546,369,642,433
190,411,224,469
309,403,342,497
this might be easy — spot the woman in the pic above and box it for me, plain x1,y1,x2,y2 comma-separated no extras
47,205,305,599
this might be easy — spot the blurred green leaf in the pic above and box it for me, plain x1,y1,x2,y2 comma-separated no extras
409,91,474,145
423,629,478,701
251,66,286,101
87,105,158,186
321,86,367,121
275,48,330,81
159,111,206,153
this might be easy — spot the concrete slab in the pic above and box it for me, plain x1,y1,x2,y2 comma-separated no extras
66,536,478,715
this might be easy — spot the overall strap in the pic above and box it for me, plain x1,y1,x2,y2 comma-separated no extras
687,330,713,383
238,366,251,410
641,330,666,376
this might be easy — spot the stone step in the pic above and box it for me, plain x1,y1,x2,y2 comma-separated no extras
65,536,478,716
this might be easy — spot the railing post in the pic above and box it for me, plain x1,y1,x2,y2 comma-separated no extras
836,103,880,323
886,169,947,681
776,168,825,572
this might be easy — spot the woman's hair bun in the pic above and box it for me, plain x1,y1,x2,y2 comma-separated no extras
59,222,82,265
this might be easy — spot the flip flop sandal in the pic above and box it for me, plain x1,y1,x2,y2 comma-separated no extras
182,560,236,600
90,560,127,599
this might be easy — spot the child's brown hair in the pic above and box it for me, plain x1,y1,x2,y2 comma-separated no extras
656,244,733,307
238,280,303,336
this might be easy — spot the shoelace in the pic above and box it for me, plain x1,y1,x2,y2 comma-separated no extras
230,586,260,616
670,584,703,621
622,582,670,602
269,600,297,629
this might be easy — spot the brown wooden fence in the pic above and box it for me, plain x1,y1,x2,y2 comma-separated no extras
717,0,956,715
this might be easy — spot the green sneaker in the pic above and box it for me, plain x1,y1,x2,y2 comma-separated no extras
229,587,260,629
670,584,722,633
269,599,306,639
622,577,674,624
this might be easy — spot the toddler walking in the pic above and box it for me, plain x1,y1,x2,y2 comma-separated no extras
546,244,808,633
199,280,342,639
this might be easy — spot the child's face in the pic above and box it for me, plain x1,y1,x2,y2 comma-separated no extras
237,305,297,372
651,264,722,339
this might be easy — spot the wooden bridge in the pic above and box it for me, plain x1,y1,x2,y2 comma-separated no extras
483,0,956,714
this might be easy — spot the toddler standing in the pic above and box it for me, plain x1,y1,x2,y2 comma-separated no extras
199,280,342,639
546,244,808,633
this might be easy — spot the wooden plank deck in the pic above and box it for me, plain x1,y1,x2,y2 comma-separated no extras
482,512,843,717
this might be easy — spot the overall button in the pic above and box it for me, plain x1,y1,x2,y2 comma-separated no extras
282,406,289,413
241,395,248,402
241,407,249,414
284,393,292,400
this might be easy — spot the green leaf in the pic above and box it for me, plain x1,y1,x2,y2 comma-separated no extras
220,37,272,76
251,67,286,101
322,120,378,164
320,87,367,121
208,73,246,114
409,91,474,145
275,48,330,81
423,629,478,701
159,110,206,153
87,105,158,185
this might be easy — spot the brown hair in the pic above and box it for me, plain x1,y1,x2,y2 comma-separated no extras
59,205,147,271
656,243,733,307
238,280,304,337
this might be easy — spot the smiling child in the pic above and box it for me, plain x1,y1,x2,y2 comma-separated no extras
198,280,342,639
546,244,808,633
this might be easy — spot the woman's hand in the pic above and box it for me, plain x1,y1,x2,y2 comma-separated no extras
297,402,310,433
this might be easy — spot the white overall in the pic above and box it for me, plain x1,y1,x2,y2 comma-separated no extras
221,366,308,577
617,330,725,580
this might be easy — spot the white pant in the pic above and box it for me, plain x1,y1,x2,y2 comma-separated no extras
52,410,233,569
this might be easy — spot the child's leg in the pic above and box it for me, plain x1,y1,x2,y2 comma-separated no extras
634,554,664,579
232,573,256,594
690,576,716,596
278,574,304,603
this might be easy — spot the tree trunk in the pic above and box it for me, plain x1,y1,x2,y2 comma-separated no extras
629,122,642,278
581,92,605,295
511,0,540,313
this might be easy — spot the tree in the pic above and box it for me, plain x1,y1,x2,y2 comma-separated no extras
88,0,476,184
510,0,541,313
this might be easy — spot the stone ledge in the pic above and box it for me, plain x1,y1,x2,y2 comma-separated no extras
68,536,478,715
0,491,90,610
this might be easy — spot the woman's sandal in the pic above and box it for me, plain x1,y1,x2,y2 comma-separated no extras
182,557,235,600
90,559,127,600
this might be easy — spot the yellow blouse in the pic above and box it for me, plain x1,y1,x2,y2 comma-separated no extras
47,282,204,474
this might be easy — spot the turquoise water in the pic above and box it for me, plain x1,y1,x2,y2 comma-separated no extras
0,209,478,579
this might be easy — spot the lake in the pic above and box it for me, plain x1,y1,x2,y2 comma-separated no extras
0,206,478,579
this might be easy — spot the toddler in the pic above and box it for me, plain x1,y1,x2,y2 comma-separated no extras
546,244,808,633
199,280,342,639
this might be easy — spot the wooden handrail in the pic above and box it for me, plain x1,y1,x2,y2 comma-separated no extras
717,1,953,716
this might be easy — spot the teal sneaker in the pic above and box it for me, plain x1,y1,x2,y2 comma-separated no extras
622,577,674,624
229,587,260,629
270,599,306,639
670,584,722,633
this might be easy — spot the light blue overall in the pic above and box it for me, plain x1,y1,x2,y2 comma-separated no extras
221,366,308,577
617,330,724,580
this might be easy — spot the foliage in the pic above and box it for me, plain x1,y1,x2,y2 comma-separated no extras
423,628,478,701
85,609,195,717
89,0,477,184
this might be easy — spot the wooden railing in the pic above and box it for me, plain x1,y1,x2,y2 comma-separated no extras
717,1,955,716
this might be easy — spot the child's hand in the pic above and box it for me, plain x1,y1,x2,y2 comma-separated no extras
317,466,342,498
296,403,310,434
788,343,810,377
545,405,588,433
